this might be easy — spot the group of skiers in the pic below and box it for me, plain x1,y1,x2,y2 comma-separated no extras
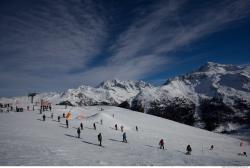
158,139,216,155
77,122,83,138
27,105,35,111
40,105,52,112
75,121,103,146
74,119,129,146
114,124,129,132
39,108,248,157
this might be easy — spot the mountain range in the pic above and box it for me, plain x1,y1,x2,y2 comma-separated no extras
1,62,250,133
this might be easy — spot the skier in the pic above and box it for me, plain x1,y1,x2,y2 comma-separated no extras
27,106,29,111
115,124,118,130
238,152,248,157
159,139,164,149
239,141,247,157
186,145,192,155
123,132,127,143
93,123,96,130
98,133,102,146
80,122,83,130
66,119,69,128
42,114,46,121
136,126,138,132
210,145,214,150
51,113,53,119
121,125,124,132
63,113,65,118
240,141,243,147
77,127,81,138
58,116,60,122
100,119,103,125
49,106,52,111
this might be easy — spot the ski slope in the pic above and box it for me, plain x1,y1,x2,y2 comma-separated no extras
0,105,249,166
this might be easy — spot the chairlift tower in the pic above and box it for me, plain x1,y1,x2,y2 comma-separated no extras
28,93,37,104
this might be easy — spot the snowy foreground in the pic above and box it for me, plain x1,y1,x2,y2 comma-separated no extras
0,105,249,166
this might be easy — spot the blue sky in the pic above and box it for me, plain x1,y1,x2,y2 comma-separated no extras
0,0,250,97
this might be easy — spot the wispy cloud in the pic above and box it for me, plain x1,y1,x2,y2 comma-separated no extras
0,0,108,96
0,0,107,75
113,0,250,57
78,0,250,85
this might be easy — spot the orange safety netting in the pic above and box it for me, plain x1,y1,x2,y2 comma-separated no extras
66,112,72,120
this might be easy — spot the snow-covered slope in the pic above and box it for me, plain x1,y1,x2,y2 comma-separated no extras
0,106,249,166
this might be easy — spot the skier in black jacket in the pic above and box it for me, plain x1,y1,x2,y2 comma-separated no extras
77,127,81,138
93,123,96,130
42,114,46,121
123,132,127,143
186,145,192,155
98,133,102,146
80,122,83,130
66,119,69,128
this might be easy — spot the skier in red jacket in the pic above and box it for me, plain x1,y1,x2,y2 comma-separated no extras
159,139,164,149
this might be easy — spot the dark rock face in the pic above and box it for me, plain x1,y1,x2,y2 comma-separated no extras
232,98,250,124
200,98,235,131
140,98,195,126
57,100,74,106
118,101,131,109
131,99,145,113
199,97,250,131
118,96,250,132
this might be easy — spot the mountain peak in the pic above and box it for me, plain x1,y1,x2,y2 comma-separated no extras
197,61,243,73
98,79,152,90
200,61,224,69
197,62,227,73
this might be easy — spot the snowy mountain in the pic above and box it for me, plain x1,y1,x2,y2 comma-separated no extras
0,79,153,106
0,105,249,166
60,79,153,106
120,62,250,132
1,62,250,133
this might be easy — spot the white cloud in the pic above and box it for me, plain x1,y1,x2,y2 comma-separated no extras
80,0,250,84
0,0,107,75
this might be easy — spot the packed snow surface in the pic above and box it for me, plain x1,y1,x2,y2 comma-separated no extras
0,105,249,166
